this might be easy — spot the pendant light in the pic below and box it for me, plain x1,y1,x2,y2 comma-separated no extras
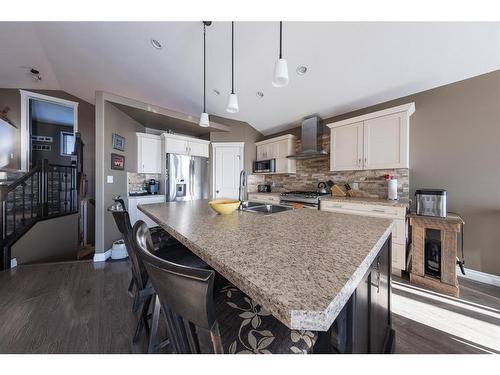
199,21,211,127
272,21,289,88
226,22,239,113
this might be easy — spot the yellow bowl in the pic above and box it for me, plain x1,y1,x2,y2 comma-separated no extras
208,199,240,215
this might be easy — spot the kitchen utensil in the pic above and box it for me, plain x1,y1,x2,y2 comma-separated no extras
317,182,328,194
331,184,347,197
208,199,241,215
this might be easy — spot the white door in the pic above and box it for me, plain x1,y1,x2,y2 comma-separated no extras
139,136,161,173
330,122,363,171
213,143,244,200
188,140,209,158
363,112,408,169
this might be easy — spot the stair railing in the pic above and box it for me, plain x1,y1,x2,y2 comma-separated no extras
0,159,78,269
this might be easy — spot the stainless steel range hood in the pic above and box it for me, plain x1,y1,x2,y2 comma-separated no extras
287,116,328,160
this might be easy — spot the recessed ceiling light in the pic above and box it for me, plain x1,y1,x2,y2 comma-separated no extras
296,65,308,75
256,91,264,98
212,89,220,96
150,39,162,50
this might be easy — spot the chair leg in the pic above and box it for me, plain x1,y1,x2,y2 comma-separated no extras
148,296,161,353
133,294,152,343
127,277,135,298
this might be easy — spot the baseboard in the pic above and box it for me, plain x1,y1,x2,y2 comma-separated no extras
93,249,112,262
457,266,500,287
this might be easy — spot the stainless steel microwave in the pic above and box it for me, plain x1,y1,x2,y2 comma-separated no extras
253,159,276,173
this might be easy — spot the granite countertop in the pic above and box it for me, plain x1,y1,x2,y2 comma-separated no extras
139,200,393,331
320,195,410,208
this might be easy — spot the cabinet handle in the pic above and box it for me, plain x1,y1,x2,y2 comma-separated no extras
358,158,361,166
372,208,385,213
331,204,342,208
364,157,367,165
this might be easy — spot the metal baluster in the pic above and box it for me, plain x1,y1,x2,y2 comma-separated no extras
12,190,16,235
30,175,34,219
22,182,26,223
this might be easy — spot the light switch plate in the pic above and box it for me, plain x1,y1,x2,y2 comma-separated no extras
107,175,114,183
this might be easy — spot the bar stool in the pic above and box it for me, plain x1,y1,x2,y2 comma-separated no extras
133,220,318,354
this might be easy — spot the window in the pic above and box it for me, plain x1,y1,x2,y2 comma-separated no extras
60,131,75,156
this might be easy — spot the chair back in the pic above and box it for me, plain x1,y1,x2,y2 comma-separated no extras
111,210,147,290
133,220,222,353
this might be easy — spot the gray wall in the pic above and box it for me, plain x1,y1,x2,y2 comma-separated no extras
102,102,145,251
31,121,74,166
263,70,500,275
11,213,79,264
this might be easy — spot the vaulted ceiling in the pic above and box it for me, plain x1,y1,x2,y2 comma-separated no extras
1,22,499,135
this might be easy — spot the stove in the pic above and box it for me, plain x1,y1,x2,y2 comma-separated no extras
279,191,330,208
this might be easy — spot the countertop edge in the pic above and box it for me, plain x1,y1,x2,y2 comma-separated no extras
289,222,393,330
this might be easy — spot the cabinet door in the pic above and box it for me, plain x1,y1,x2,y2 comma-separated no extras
165,137,189,155
363,112,408,169
188,140,209,158
138,136,161,173
330,122,363,171
275,139,289,158
256,145,266,160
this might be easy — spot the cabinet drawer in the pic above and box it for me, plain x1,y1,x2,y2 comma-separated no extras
321,201,405,219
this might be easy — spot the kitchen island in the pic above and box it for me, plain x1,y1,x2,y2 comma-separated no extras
139,199,395,353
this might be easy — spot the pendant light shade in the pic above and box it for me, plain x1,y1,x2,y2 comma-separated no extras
200,22,211,127
226,93,239,113
272,21,289,88
272,58,289,87
226,22,239,113
199,112,210,127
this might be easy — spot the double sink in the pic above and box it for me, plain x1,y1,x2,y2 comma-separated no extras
239,201,293,215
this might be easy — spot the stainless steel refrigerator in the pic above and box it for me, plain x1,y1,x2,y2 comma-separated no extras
165,154,209,202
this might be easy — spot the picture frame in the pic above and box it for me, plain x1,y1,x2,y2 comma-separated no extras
112,133,126,151
111,153,125,170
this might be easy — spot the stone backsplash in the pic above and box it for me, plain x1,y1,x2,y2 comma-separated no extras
127,172,161,194
248,134,409,200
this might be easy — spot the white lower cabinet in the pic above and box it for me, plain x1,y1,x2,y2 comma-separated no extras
127,196,165,228
320,200,407,274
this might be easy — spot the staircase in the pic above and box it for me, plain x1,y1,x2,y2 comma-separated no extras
0,159,78,270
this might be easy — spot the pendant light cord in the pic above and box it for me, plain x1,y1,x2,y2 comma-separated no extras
279,21,282,59
203,23,206,112
231,21,234,94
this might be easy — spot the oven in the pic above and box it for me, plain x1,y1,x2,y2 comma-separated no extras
253,159,276,174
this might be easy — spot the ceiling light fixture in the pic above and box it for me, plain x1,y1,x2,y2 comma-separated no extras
296,65,308,75
256,91,264,98
226,21,239,114
150,39,162,50
272,21,289,88
199,22,211,128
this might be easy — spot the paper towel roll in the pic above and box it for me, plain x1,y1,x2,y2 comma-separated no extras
388,179,398,200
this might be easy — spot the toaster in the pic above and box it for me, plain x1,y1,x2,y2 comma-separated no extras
415,189,447,218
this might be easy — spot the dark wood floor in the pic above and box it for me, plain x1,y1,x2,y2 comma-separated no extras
0,260,498,354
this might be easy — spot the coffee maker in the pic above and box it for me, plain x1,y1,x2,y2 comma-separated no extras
148,179,159,195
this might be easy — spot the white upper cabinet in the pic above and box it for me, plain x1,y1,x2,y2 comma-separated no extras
363,112,409,169
327,103,414,171
255,134,297,174
137,133,162,174
162,133,210,158
330,121,363,171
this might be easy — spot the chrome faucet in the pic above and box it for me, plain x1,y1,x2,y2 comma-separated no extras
238,170,247,203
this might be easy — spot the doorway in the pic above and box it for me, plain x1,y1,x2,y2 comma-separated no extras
20,90,78,171
212,142,244,200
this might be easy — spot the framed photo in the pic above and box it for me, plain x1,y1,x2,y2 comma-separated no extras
111,153,125,170
112,133,126,151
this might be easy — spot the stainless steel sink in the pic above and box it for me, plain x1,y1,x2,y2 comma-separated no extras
240,201,293,214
